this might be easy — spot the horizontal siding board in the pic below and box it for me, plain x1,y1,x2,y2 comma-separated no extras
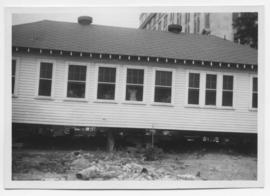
12,54,257,133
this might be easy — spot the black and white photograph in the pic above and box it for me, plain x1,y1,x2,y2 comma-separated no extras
3,4,265,190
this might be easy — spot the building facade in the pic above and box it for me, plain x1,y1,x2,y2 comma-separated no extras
139,13,239,41
12,18,257,136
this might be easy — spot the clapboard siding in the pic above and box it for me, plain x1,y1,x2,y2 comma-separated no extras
12,54,257,133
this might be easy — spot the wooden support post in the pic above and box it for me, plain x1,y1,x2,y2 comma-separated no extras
106,129,115,152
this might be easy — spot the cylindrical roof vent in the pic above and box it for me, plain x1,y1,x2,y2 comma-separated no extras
168,24,182,34
78,16,93,25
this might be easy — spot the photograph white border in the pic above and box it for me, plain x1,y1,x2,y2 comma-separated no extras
3,4,265,190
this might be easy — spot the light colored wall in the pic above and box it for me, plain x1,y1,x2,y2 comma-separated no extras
12,54,257,133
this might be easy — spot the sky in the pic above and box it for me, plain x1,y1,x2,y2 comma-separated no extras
12,8,142,28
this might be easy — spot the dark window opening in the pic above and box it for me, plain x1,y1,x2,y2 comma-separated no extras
38,62,53,96
67,65,86,98
97,67,116,100
12,59,16,94
222,75,233,106
252,77,258,108
188,73,200,105
126,69,144,101
154,71,172,103
205,74,217,105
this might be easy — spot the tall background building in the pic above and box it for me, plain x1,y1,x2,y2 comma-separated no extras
139,13,240,41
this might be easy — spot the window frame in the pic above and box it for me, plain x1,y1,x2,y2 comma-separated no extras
205,73,217,106
221,74,234,108
64,61,89,101
152,67,175,106
12,57,20,97
95,64,119,103
186,71,201,107
35,59,55,99
250,75,258,111
123,65,146,105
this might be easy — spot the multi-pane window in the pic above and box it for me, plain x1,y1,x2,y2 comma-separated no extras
205,13,210,29
97,67,116,100
38,62,53,96
177,13,181,25
205,74,217,105
252,77,258,108
158,21,162,30
67,65,86,98
163,15,168,30
188,73,200,104
12,59,16,94
170,13,174,23
222,75,234,106
154,71,172,103
126,69,144,101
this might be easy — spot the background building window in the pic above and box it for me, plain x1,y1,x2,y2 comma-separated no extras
97,67,116,100
67,65,86,98
205,74,217,105
177,13,181,25
188,73,200,104
252,77,258,108
170,13,174,24
38,62,53,96
126,69,144,101
12,59,16,94
205,13,210,29
222,75,234,106
154,70,172,103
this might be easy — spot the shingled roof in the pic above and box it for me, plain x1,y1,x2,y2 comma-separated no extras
12,20,258,65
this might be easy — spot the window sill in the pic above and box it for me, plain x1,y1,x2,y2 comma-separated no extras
94,100,118,104
249,108,258,112
12,95,18,98
217,107,235,110
151,103,174,107
63,98,88,102
122,101,146,105
185,104,200,108
34,96,54,100
202,105,217,109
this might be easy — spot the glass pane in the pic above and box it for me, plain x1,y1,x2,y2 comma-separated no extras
40,62,53,79
38,79,52,96
68,65,86,81
206,74,217,89
223,75,233,90
127,69,144,84
12,59,16,76
253,77,258,92
154,87,171,103
126,85,143,101
189,73,200,88
98,67,116,83
188,89,199,104
252,93,258,108
97,83,115,100
67,82,85,98
155,71,172,86
205,90,216,105
222,91,233,106
12,77,15,94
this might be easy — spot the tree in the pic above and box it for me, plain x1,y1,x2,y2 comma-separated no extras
233,13,258,49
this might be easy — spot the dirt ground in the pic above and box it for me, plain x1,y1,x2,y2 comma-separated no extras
12,148,257,181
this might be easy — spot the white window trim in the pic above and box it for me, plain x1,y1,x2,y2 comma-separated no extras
35,59,56,99
63,61,89,101
122,65,147,105
185,70,236,110
250,74,258,111
12,57,20,97
151,67,175,106
94,63,119,103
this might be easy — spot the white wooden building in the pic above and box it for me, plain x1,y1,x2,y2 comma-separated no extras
12,17,258,136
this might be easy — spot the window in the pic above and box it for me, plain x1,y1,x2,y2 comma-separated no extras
252,77,258,108
12,59,16,94
67,65,86,98
188,73,200,104
97,67,116,100
163,15,168,30
205,74,217,105
158,21,162,30
205,13,210,29
177,13,181,25
154,70,172,103
38,62,53,96
222,75,233,106
170,13,174,23
126,69,144,101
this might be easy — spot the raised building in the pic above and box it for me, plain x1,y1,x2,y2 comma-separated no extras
139,13,239,41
